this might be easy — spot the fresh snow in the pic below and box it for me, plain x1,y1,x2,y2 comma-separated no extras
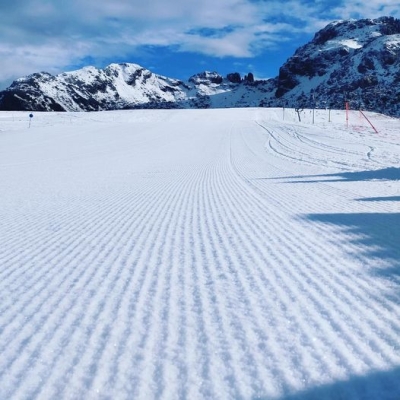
0,108,400,399
322,38,363,51
338,39,363,49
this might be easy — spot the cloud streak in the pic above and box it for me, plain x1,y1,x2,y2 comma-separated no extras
0,0,399,88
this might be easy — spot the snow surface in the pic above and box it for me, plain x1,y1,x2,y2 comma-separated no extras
0,108,400,399
322,38,363,51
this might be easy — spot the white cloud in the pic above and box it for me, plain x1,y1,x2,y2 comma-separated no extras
331,0,399,20
0,40,92,87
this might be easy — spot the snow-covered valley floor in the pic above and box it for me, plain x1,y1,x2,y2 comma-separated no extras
1,108,400,399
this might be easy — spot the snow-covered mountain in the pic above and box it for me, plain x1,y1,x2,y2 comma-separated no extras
270,16,400,116
0,64,273,112
0,64,188,111
0,17,399,116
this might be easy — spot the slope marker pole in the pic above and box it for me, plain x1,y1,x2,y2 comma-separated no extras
359,110,378,133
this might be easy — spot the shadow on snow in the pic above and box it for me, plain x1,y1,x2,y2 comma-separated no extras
306,212,400,283
263,167,400,184
270,365,400,400
356,196,400,202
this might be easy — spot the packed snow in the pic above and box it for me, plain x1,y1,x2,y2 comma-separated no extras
0,108,399,399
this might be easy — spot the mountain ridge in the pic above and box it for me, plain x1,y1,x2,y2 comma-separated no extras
0,16,399,116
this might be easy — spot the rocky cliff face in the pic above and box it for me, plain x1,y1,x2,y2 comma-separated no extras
271,17,400,116
1,17,399,116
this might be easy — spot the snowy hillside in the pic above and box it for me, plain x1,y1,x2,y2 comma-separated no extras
1,108,400,399
1,17,399,116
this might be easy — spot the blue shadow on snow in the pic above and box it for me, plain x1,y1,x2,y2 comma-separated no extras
356,196,400,202
267,167,400,184
271,365,400,400
305,212,400,283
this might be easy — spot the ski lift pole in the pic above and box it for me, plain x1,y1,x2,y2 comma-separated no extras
29,113,33,128
312,94,315,124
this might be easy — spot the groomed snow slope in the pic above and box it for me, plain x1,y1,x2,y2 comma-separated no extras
0,108,399,399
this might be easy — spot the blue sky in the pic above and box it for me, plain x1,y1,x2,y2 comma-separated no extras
0,0,399,89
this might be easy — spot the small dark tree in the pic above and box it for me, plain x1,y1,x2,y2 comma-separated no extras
295,108,303,122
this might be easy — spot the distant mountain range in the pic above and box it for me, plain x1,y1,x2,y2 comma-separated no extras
1,16,399,116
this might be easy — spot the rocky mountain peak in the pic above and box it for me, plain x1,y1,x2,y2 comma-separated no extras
273,17,400,115
188,71,223,85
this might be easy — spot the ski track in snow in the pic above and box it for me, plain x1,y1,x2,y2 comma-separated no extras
0,108,400,399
